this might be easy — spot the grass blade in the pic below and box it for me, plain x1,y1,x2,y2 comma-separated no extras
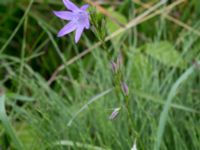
154,61,200,150
0,92,24,150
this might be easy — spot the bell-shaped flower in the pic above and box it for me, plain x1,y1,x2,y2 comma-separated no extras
53,0,90,43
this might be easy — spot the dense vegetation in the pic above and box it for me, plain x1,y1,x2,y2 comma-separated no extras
0,0,200,149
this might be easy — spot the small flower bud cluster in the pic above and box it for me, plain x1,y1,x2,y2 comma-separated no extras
111,61,117,74
109,107,121,120
121,82,129,96
110,52,123,74
109,52,130,121
110,52,129,96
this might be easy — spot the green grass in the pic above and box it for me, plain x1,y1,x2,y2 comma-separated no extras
0,0,200,149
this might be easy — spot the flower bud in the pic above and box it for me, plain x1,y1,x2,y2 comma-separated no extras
111,61,118,74
109,107,121,120
131,140,137,150
121,82,129,96
117,52,123,69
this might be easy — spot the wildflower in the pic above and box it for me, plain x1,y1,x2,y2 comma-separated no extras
121,82,129,96
53,0,90,43
109,107,121,120
131,140,137,150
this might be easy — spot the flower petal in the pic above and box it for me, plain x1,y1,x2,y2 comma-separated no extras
75,27,84,43
63,0,79,12
53,11,74,20
58,21,76,37
85,18,90,29
80,4,89,11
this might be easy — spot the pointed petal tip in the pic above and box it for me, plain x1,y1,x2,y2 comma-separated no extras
57,33,64,38
52,10,57,16
85,25,90,30
52,10,74,20
81,4,89,10
75,37,80,43
63,0,79,12
75,39,78,43
75,34,80,43
57,30,67,37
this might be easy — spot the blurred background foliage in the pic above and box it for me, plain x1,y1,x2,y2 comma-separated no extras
0,0,200,149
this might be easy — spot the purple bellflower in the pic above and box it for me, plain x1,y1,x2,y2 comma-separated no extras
53,0,90,43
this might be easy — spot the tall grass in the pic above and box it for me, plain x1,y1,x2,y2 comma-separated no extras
0,0,200,149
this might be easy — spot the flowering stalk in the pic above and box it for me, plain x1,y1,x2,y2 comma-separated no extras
111,53,138,138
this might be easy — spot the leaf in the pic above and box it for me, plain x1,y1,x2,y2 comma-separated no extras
145,41,186,68
0,93,24,149
7,93,35,102
154,61,199,150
